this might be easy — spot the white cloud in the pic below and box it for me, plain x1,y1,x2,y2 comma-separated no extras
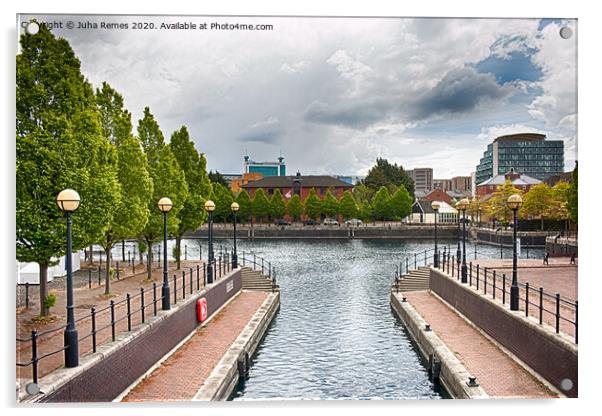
280,60,310,74
19,14,576,177
528,20,577,129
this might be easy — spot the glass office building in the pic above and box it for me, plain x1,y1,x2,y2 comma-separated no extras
243,155,286,177
475,133,564,184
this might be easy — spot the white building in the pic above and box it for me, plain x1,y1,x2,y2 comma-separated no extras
408,199,458,224
17,252,81,284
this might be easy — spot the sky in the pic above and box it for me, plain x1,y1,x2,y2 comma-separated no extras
18,14,577,179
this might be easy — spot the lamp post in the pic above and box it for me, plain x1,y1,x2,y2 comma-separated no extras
507,194,523,311
456,198,470,283
231,202,239,268
158,197,173,310
205,200,216,284
432,201,440,267
57,189,81,367
455,203,461,268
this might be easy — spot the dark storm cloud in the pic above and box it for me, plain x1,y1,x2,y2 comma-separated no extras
237,130,281,144
410,67,513,120
303,99,390,129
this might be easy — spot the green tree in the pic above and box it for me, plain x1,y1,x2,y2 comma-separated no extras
371,186,393,221
96,81,131,146
521,183,552,230
321,190,339,218
358,201,373,222
252,189,271,223
286,194,303,222
212,183,234,222
338,190,359,220
16,26,120,315
549,181,571,222
170,126,211,268
352,182,375,205
138,108,189,280
236,190,252,223
567,163,578,223
363,158,414,196
390,184,413,220
96,83,153,294
270,189,287,219
208,170,229,187
304,188,322,220
485,180,523,225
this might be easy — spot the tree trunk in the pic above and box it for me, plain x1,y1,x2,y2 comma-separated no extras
541,217,544,231
175,235,181,270
88,245,94,265
146,238,153,280
105,246,112,295
138,240,144,264
38,262,49,316
121,240,126,262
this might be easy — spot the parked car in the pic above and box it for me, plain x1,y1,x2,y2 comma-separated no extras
274,219,291,226
344,218,363,226
323,217,339,226
304,219,317,226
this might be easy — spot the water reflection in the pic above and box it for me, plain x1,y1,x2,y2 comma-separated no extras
190,238,539,400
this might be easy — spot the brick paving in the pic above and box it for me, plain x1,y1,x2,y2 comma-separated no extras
122,290,268,402
472,259,577,338
476,258,577,299
405,291,557,398
16,259,218,381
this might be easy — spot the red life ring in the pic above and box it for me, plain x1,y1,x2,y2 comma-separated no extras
196,298,208,322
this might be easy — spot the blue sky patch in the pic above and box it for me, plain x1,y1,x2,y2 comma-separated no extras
538,18,563,31
475,51,543,84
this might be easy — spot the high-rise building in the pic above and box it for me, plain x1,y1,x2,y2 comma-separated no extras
433,179,452,191
451,176,472,193
475,133,564,184
243,154,286,177
407,168,433,193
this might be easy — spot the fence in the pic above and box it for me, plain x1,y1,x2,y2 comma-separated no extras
436,251,578,344
391,244,577,344
16,259,233,385
240,250,278,292
16,244,277,385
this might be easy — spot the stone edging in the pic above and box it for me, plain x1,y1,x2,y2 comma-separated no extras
18,269,239,403
193,291,281,401
390,292,488,399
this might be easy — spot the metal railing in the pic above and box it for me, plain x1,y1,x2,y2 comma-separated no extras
240,250,278,292
16,261,227,385
436,251,577,343
395,245,452,277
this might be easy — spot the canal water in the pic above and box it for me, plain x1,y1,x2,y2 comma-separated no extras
197,238,542,401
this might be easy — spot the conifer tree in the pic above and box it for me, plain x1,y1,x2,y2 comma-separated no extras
270,189,287,219
137,108,188,280
96,83,153,294
252,189,271,223
170,126,211,268
17,26,120,315
372,186,393,221
304,188,322,221
321,190,339,218
236,190,252,223
338,190,359,220
286,194,303,222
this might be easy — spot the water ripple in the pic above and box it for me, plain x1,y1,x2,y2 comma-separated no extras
224,239,541,400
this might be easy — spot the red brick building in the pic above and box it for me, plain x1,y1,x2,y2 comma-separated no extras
241,171,353,201
476,169,541,197
423,188,453,205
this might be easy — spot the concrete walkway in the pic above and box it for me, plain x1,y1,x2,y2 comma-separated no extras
122,290,268,402
404,291,557,398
